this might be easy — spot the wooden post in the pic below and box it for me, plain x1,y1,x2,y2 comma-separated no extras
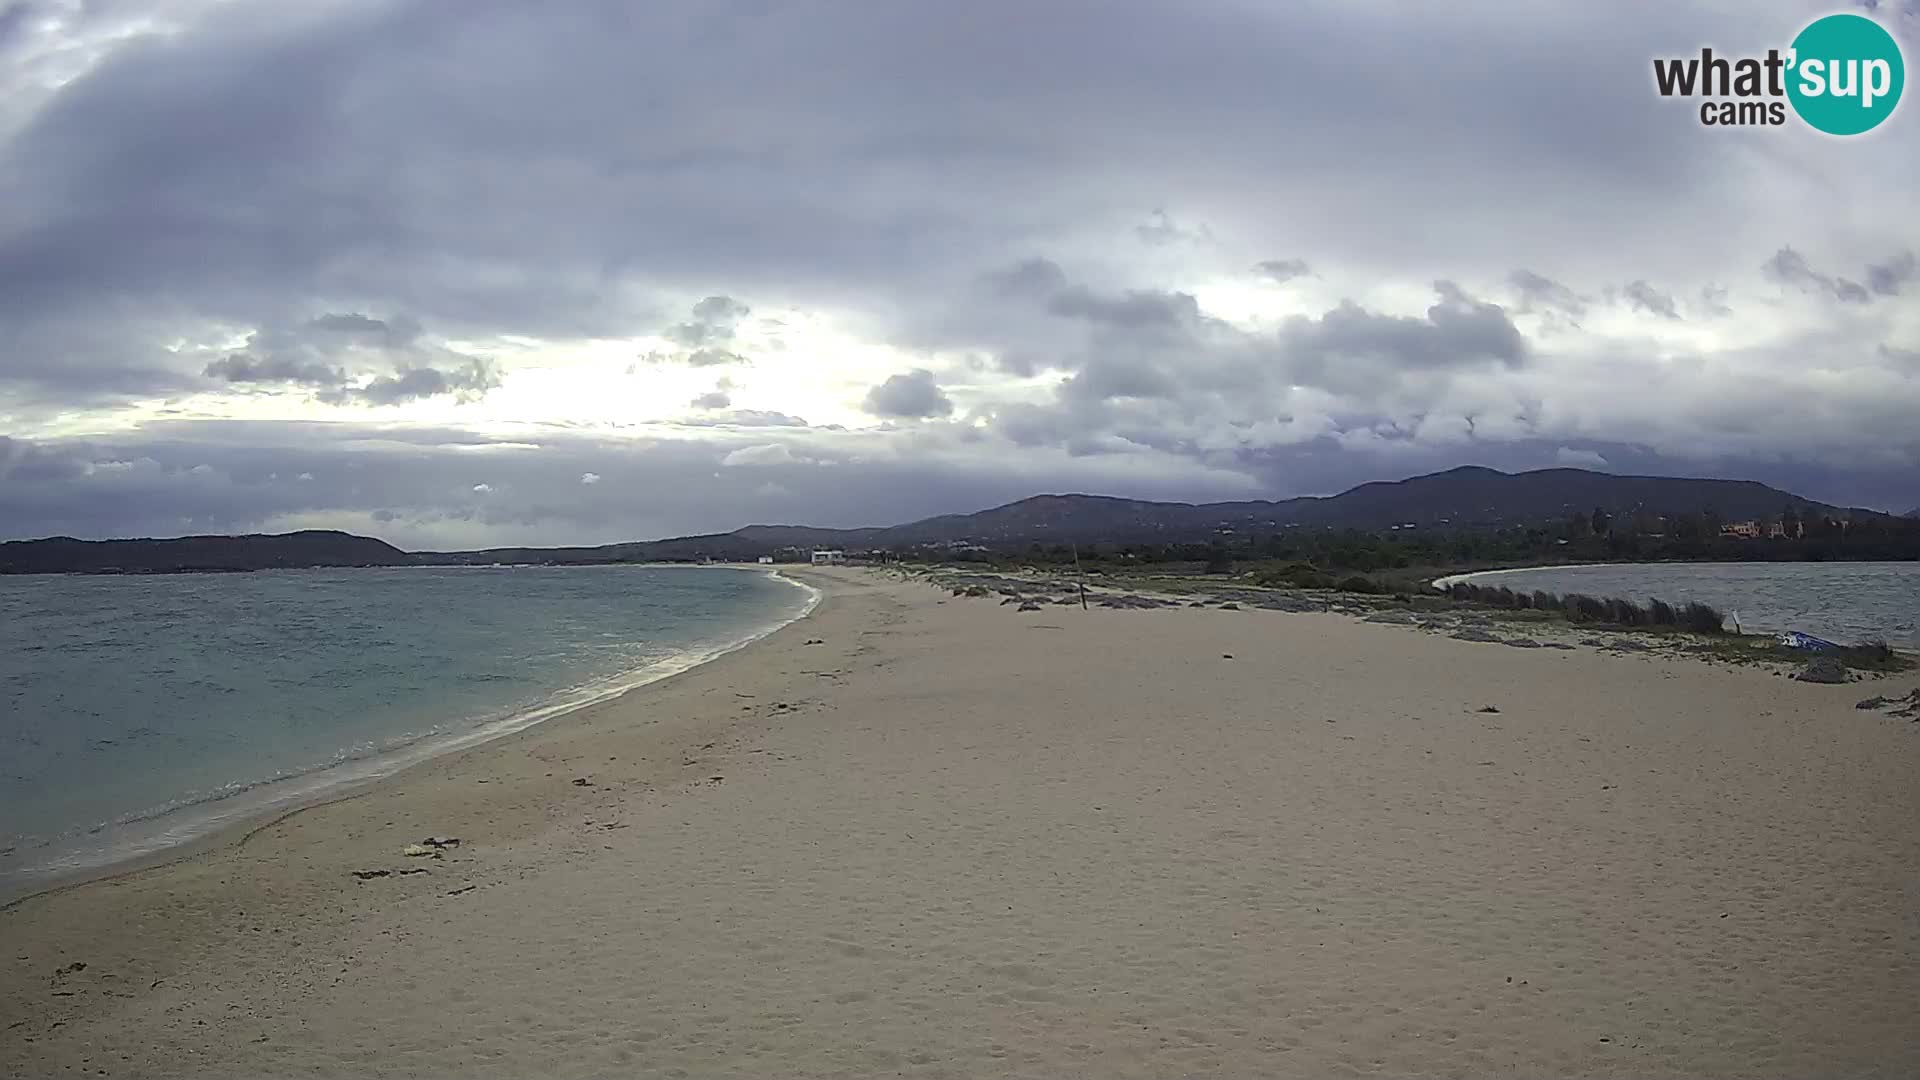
1072,541,1088,610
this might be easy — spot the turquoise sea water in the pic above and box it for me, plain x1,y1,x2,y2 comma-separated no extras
0,565,813,896
1436,561,1919,647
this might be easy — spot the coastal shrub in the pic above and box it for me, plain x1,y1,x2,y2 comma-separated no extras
1257,562,1334,590
1336,574,1385,594
1566,594,1608,623
1444,580,1728,637
1837,637,1896,669
1679,602,1726,634
1603,598,1648,626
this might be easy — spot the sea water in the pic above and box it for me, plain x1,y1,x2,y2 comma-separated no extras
0,564,814,897
1435,561,1919,647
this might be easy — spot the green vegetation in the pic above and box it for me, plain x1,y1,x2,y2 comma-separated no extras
917,503,1920,579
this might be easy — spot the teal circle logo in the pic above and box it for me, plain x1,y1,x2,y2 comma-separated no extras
1787,13,1904,135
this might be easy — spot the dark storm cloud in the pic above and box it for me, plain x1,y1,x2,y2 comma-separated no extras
0,0,1757,362
864,369,954,419
0,1,1914,542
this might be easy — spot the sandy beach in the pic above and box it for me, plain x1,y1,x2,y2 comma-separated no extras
4,565,1918,1078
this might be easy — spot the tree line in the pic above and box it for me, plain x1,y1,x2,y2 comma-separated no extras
921,506,1920,574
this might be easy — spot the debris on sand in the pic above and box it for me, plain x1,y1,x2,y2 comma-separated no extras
1017,601,1043,611
1857,688,1920,718
1450,629,1500,643
351,869,391,880
1793,656,1850,684
1477,705,1501,714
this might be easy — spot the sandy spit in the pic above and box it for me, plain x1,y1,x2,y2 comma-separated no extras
4,566,1917,1078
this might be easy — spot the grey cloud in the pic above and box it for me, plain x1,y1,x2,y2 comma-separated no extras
0,0,1764,370
984,258,1070,299
864,369,954,418
203,351,344,386
690,390,732,409
1047,287,1202,329
1255,259,1312,285
1622,280,1680,319
194,312,500,405
663,295,750,348
1867,252,1915,296
683,348,744,367
678,409,813,428
323,357,499,406
1285,282,1526,372
1508,269,1586,318
1763,247,1871,304
1060,355,1179,403
1133,209,1211,248
644,296,752,366
0,1,1915,540
308,312,422,346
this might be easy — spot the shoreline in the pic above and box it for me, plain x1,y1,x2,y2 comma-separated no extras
7,566,1917,1077
0,565,821,908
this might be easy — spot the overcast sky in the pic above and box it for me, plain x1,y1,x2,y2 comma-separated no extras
2,0,1916,547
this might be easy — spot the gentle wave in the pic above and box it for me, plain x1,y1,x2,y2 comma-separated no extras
0,566,818,901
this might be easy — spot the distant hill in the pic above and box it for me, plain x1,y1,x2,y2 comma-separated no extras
0,530,414,575
419,466,1872,564
8,467,1882,572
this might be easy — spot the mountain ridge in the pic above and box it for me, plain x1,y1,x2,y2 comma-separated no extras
2,467,1891,573
418,466,1878,565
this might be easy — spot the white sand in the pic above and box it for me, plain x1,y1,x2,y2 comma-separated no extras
5,567,1918,1078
